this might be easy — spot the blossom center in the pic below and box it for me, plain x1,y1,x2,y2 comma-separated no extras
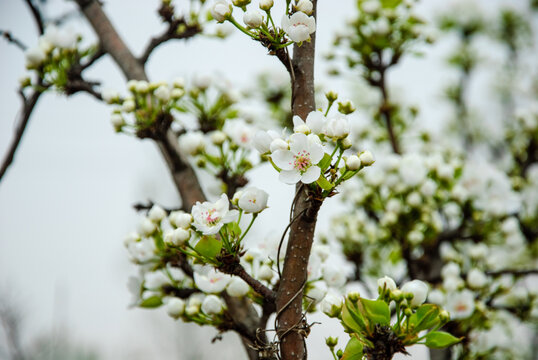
203,208,220,226
291,150,312,173
455,303,468,312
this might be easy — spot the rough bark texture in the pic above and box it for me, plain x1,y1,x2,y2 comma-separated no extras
275,3,319,360
74,1,260,358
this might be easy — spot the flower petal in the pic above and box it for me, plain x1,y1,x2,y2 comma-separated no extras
308,142,325,164
272,150,294,170
301,166,321,184
214,194,229,213
290,133,308,155
222,209,239,223
279,169,301,184
306,111,325,134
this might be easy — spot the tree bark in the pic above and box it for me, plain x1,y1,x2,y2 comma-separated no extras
276,3,319,360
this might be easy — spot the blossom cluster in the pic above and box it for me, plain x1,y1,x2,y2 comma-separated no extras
21,25,95,92
323,275,459,359
210,0,316,47
255,109,374,190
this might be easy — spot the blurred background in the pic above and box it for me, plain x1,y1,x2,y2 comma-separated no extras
0,0,535,359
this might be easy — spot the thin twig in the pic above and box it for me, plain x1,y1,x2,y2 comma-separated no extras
0,88,44,183
0,30,27,51
24,0,45,35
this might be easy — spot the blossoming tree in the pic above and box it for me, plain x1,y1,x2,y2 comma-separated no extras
2,0,536,360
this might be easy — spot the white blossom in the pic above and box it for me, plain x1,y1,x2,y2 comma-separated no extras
194,266,232,293
271,133,324,184
270,138,289,152
346,155,361,170
292,112,326,134
139,217,157,236
324,117,351,139
446,290,475,320
281,12,316,43
25,46,46,68
191,194,239,235
359,151,375,166
322,264,346,288
467,268,488,289
179,131,205,156
308,281,328,302
223,119,255,148
127,238,156,262
144,271,170,290
320,291,343,317
238,187,269,213
169,211,193,229
259,0,273,11
258,264,274,281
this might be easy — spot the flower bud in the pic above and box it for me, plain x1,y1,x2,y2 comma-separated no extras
171,228,190,245
139,217,157,236
377,275,397,292
337,100,356,114
295,0,313,15
122,99,136,112
135,80,149,93
258,264,274,281
359,150,375,166
211,0,232,23
259,0,273,11
171,88,185,99
347,291,360,302
110,114,125,129
270,138,289,152
226,277,250,297
211,130,227,145
165,297,185,318
341,137,352,149
154,85,171,102
243,10,263,28
325,90,338,103
238,187,269,213
325,117,350,139
346,155,361,171
201,295,224,315
325,337,338,348
401,280,428,307
148,204,167,223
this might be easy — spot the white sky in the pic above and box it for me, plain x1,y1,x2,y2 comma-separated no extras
0,0,532,359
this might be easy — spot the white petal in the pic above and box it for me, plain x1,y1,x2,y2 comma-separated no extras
306,111,325,134
301,166,321,184
292,115,305,128
308,143,325,164
272,150,295,170
214,194,230,213
222,209,239,223
290,133,308,154
279,170,301,184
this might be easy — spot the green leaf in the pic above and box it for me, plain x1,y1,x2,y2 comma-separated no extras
424,331,462,349
359,298,390,326
318,153,332,171
341,299,368,334
139,296,163,308
228,221,242,238
380,0,403,9
194,236,222,259
316,175,334,191
341,336,363,360
408,304,440,333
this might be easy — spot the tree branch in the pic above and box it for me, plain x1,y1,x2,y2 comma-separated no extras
0,88,44,183
24,0,45,35
276,4,320,359
220,262,276,302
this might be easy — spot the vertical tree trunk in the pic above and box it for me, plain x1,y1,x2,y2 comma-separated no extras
276,3,319,359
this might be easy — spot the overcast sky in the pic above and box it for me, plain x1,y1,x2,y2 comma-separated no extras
0,0,532,359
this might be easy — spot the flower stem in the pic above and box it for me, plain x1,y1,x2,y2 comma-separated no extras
239,214,257,242
228,17,260,40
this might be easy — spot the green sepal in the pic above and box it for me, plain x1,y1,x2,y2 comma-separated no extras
424,331,462,349
194,236,222,259
139,296,163,308
341,335,363,360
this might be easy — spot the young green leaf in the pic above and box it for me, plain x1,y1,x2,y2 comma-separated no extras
194,236,222,259
424,331,462,349
359,298,390,327
341,336,363,360
139,296,163,308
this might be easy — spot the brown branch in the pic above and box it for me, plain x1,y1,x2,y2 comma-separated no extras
486,268,538,277
81,44,106,70
0,30,27,51
378,67,400,155
276,4,320,358
24,0,44,35
0,88,43,183
220,262,276,302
